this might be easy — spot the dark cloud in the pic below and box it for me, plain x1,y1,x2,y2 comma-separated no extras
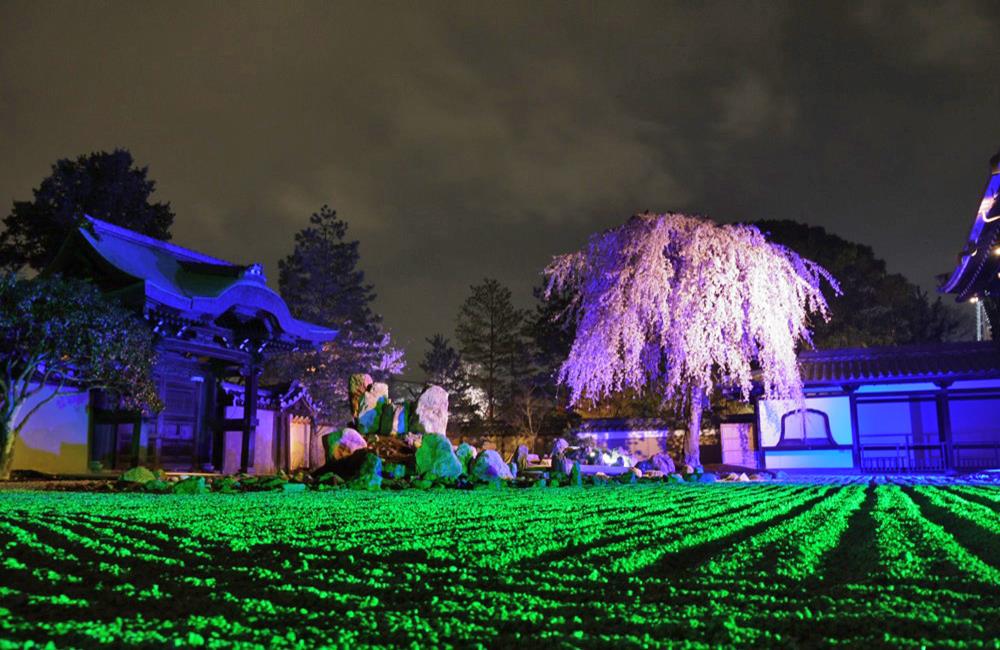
2,1,999,375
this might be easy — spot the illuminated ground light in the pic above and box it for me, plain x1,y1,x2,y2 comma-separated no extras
0,482,998,647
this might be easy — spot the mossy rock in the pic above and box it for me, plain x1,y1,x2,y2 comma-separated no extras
259,476,288,491
317,472,344,486
213,477,240,493
282,482,308,493
172,477,207,494
348,454,382,491
121,466,156,484
383,463,406,479
143,479,171,493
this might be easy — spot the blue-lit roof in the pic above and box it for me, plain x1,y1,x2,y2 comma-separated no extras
73,216,337,345
940,159,1000,301
798,341,1000,386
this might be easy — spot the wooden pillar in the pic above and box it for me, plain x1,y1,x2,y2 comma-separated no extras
934,381,953,472
130,415,142,468
844,385,861,471
279,413,291,473
240,365,259,473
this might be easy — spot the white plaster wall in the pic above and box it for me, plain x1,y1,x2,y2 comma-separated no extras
222,405,276,474
289,418,309,470
758,395,852,448
758,395,853,469
11,386,90,474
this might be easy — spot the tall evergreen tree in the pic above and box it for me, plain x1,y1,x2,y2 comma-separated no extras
420,334,463,386
455,278,528,427
0,149,174,272
271,205,403,420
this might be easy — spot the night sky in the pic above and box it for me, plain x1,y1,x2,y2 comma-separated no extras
2,1,999,376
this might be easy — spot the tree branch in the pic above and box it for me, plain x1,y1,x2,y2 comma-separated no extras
12,379,67,436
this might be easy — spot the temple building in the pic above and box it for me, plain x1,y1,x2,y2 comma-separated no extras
11,216,335,476
940,150,1000,338
749,149,1000,473
752,343,1000,472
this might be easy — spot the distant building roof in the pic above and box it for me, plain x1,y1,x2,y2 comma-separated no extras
577,418,672,432
940,151,1000,301
798,341,1000,386
49,216,336,346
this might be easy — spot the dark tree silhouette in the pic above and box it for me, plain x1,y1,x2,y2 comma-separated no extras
455,278,529,427
753,220,966,347
0,149,174,272
271,205,402,420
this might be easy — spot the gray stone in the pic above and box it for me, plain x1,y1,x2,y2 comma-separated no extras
413,385,449,434
471,449,514,481
551,438,569,458
455,443,476,474
349,373,373,421
357,383,390,434
324,428,368,462
649,453,675,475
415,433,463,479
388,403,412,435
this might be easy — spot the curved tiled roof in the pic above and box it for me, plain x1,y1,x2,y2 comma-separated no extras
940,165,1000,301
67,216,337,345
798,341,1000,385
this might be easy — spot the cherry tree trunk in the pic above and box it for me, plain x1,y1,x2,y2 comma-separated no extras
683,389,703,470
0,416,15,481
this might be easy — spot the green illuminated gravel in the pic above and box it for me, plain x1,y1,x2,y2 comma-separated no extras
0,482,998,648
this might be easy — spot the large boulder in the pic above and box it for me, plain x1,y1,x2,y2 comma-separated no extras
415,433,463,479
387,403,413,435
349,373,373,421
315,448,373,482
412,385,449,434
470,449,514,482
323,428,368,462
357,383,390,434
455,442,477,474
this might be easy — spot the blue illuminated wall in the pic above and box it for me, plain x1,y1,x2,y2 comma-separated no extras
757,377,1000,471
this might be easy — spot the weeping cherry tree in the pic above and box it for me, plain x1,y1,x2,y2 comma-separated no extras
545,212,839,469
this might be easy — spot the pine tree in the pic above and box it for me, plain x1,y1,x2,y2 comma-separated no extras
272,205,403,420
455,279,530,434
0,149,174,272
